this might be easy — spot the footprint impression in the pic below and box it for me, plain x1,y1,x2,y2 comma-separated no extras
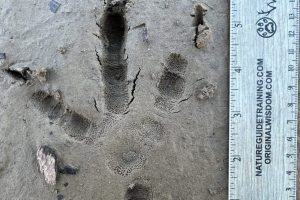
105,117,164,176
31,90,97,142
97,1,167,176
124,179,152,200
99,0,129,114
155,53,188,112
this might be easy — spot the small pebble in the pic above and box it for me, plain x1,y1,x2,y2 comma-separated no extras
57,47,67,54
49,0,61,13
208,188,217,195
57,194,64,200
59,165,79,175
0,53,6,59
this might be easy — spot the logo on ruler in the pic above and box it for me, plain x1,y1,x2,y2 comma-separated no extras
256,0,277,38
256,17,277,38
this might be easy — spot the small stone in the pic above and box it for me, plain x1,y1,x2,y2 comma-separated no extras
37,146,57,185
59,165,79,175
0,60,6,68
0,53,6,60
164,2,169,8
208,187,217,195
57,194,64,200
49,0,61,13
64,182,69,187
57,47,67,54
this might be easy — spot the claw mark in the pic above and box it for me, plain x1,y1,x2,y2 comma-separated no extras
95,48,102,66
128,68,141,107
132,23,146,30
124,54,129,61
179,95,192,103
92,33,101,39
96,21,101,29
93,98,100,112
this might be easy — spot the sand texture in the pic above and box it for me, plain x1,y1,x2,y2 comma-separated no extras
0,0,236,199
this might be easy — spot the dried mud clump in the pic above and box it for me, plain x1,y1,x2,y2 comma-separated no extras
36,146,57,185
196,82,217,100
5,65,48,83
192,3,212,48
195,24,212,48
32,68,48,82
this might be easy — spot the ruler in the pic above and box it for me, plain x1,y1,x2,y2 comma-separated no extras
229,0,299,200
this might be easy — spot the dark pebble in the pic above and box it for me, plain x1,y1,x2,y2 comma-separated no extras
59,165,79,175
0,53,6,59
57,194,64,200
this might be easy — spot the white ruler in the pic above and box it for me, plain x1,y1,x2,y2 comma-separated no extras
229,0,299,200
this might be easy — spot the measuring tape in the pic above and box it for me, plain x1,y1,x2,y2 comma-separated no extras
229,0,299,199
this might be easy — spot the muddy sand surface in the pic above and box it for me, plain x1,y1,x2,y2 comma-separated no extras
0,0,234,199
